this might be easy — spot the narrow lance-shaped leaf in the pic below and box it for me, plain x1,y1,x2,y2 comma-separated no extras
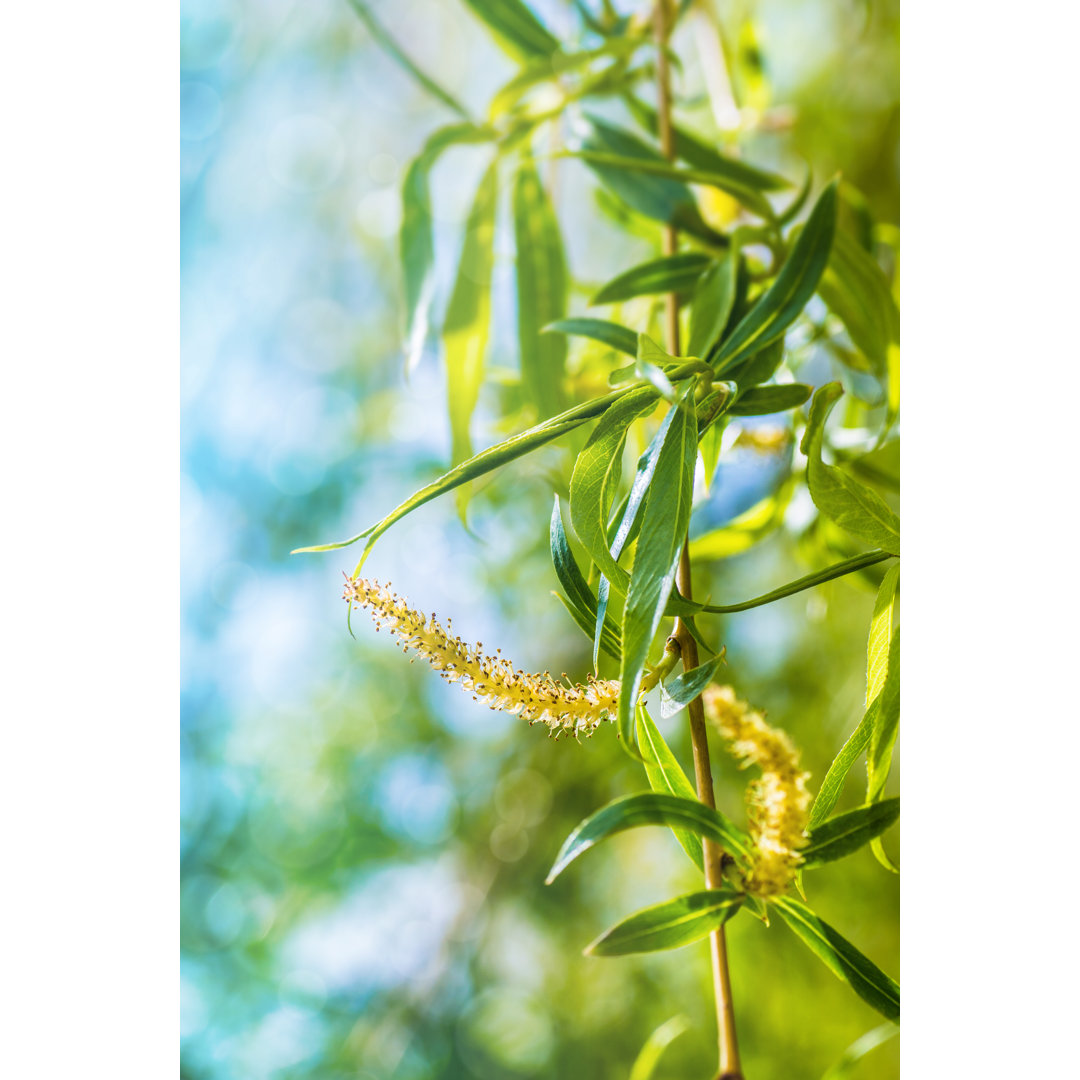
579,115,726,246
585,888,743,956
549,497,621,660
773,897,900,1021
866,562,899,704
820,1022,899,1080
514,160,568,418
400,124,492,374
728,383,812,416
542,317,639,357
636,706,704,869
628,1015,690,1080
714,180,838,373
867,630,900,802
809,695,878,829
688,246,737,359
802,798,900,867
660,652,727,719
347,0,470,120
592,253,712,305
569,387,660,592
546,791,751,884
800,382,901,555
618,389,698,753
443,161,498,503
460,0,559,60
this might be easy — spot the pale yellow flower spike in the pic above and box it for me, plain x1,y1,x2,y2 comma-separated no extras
702,685,812,899
344,576,622,740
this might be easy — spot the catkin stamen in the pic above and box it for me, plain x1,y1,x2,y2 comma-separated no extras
343,575,622,738
703,684,811,899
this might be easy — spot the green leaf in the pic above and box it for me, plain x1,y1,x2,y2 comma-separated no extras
569,387,660,590
586,888,743,956
688,248,737,359
724,335,784,391
773,898,900,1021
579,116,726,246
460,0,559,61
808,697,877,829
802,798,900,867
514,160,568,418
867,630,900,802
443,160,498,500
617,390,698,752
347,0,471,120
592,253,712,305
818,227,899,376
820,1022,899,1080
628,1015,690,1080
567,149,782,219
636,706,704,869
866,563,899,705
659,653,727,719
488,39,643,118
546,792,751,884
714,180,838,373
728,383,811,416
800,383,901,554
623,95,792,192
400,124,492,374
550,497,621,660
543,317,639,357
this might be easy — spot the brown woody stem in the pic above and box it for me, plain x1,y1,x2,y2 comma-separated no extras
654,2,743,1077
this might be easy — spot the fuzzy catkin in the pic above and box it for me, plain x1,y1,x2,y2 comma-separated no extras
344,576,621,738
703,684,811,899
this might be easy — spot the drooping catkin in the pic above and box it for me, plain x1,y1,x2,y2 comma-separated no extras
343,576,621,739
703,684,811,899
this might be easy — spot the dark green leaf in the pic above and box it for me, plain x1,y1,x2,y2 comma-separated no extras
773,898,900,1020
659,653,726,719
543,317,639,357
546,791,751,883
579,116,726,246
714,180,838,372
617,390,698,751
723,335,784,390
444,161,498,483
728,383,811,416
688,248,737,359
800,383,900,554
569,387,660,590
514,160,568,418
636,706,704,869
592,253,712,305
550,497,621,660
586,888,743,956
347,0,470,119
802,798,899,866
400,124,492,373
460,0,559,60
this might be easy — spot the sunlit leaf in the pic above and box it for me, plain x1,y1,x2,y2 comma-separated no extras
773,898,900,1020
617,390,697,752
628,1015,690,1080
586,888,743,956
546,791,751,884
800,383,900,554
802,798,899,866
866,562,899,704
808,697,877,830
820,1022,899,1080
636,706,704,869
443,161,498,510
728,383,811,416
592,253,712,305
867,631,899,802
659,652,726,719
713,180,838,373
514,160,568,418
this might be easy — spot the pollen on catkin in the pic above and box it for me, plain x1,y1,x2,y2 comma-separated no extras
343,575,622,739
702,684,811,899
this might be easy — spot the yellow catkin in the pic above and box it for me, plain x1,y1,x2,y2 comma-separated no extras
702,684,811,899
343,576,621,739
